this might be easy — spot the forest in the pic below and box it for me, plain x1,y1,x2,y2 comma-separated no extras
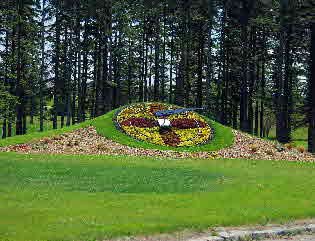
0,0,315,152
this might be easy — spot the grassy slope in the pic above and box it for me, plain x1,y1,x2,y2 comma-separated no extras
0,107,234,152
0,153,315,241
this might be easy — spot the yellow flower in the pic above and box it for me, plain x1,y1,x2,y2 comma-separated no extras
116,103,213,147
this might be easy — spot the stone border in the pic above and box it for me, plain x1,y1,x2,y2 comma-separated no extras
189,224,315,241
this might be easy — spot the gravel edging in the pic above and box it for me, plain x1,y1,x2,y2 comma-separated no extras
101,219,315,241
189,224,315,241
0,126,314,162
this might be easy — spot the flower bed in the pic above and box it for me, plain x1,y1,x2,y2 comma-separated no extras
120,118,159,128
115,103,213,147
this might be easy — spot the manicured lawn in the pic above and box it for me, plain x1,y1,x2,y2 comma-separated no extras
0,152,314,241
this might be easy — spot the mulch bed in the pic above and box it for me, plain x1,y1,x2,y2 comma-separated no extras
0,126,314,162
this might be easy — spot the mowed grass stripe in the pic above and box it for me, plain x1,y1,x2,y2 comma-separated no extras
0,153,315,241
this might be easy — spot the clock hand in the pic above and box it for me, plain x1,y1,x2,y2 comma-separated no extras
154,108,204,117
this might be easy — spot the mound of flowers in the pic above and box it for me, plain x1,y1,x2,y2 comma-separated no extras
115,103,213,147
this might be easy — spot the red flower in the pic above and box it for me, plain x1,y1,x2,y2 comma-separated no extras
120,118,159,128
12,144,30,152
171,119,206,129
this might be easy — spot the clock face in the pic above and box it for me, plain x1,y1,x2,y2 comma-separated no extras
115,103,213,147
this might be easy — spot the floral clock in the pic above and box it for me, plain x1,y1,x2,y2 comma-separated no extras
114,103,213,147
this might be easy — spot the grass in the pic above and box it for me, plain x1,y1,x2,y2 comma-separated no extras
0,105,313,240
0,119,93,147
291,127,308,148
269,126,308,149
0,153,315,241
0,116,57,137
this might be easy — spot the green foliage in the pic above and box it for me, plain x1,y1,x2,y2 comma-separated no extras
0,88,18,121
0,153,315,240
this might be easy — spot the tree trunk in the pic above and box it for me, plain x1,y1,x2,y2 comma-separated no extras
102,0,112,113
216,7,226,123
127,37,132,103
2,17,9,139
95,26,103,116
175,3,187,106
240,23,249,132
138,19,145,102
260,29,267,137
15,3,24,136
22,111,27,134
248,27,256,134
72,33,78,124
161,4,166,102
2,119,7,139
103,34,112,114
113,29,122,108
9,13,16,138
80,19,88,121
66,25,73,126
149,46,153,101
77,22,83,121
254,102,259,136
30,95,35,125
196,20,204,109
281,23,293,143
205,16,213,116
154,15,160,101
39,0,46,132
169,33,174,104
53,4,61,129
308,22,315,153
274,0,287,143
91,40,98,118
61,25,68,128
144,33,149,101
175,37,185,106
185,6,192,107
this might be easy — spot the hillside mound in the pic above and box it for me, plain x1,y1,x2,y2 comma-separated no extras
0,102,314,162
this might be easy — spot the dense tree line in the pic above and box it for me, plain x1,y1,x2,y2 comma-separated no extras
0,0,315,152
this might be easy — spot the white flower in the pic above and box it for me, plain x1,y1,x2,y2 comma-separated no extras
157,119,171,127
